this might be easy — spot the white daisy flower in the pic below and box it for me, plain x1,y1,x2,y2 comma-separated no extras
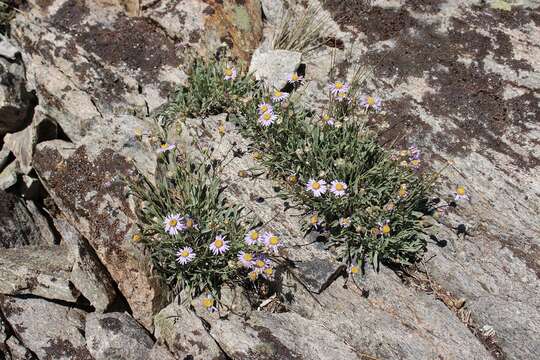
360,95,382,112
335,91,349,102
288,72,303,84
378,220,391,236
330,180,347,197
176,247,196,265
271,89,289,102
202,295,217,313
258,111,277,126
322,113,335,126
163,214,186,235
262,267,275,280
224,66,237,80
306,179,327,197
248,270,259,281
258,102,273,115
209,235,229,255
263,232,283,253
253,255,271,273
454,186,469,201
237,251,255,268
329,81,350,95
339,217,351,228
157,143,176,153
244,230,260,245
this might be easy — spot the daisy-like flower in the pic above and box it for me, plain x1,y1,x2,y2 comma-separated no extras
408,144,421,160
330,180,347,197
176,247,196,265
237,251,255,268
253,255,271,273
288,72,304,84
258,102,273,115
263,267,275,280
309,213,321,227
335,91,349,102
163,214,186,235
329,81,350,95
263,232,284,253
223,66,237,80
378,220,391,236
306,179,327,197
248,270,259,281
201,295,217,313
184,216,198,230
244,230,261,245
157,143,175,153
454,186,469,201
322,113,335,126
209,235,230,255
258,111,277,126
339,217,351,228
360,95,382,112
348,264,360,275
398,184,408,198
271,89,289,102
409,159,421,170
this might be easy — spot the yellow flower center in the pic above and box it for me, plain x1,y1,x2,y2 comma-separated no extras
181,250,189,257
243,253,253,261
214,239,224,248
310,215,318,225
322,114,330,121
367,96,376,105
132,234,142,242
261,105,268,112
291,73,299,81
312,181,321,190
250,231,259,240
288,175,297,184
399,184,407,197
202,298,214,308
224,68,233,76
248,271,258,281
274,90,282,97
186,219,194,228
411,159,421,166
350,266,359,274
335,81,343,89
335,183,344,191
382,224,391,235
263,112,271,120
160,143,169,149
255,260,265,268
169,219,177,227
264,268,273,276
456,186,465,196
269,236,280,245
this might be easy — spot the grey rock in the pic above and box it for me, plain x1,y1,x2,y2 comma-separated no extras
0,38,20,60
0,146,11,171
154,301,226,360
248,47,302,90
0,296,92,360
55,218,118,312
3,125,34,174
0,245,79,302
261,0,285,25
148,343,176,360
5,336,36,360
0,56,32,137
85,312,154,360
0,161,17,190
24,200,57,245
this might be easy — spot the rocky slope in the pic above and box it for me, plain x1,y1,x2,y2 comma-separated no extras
0,1,538,359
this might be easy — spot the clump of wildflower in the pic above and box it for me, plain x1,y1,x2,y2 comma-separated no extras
271,89,289,102
244,230,261,245
306,179,327,197
263,232,284,253
202,295,217,312
258,102,273,115
223,66,237,80
176,247,196,265
157,143,176,153
360,95,382,112
329,81,349,95
330,180,347,197
454,186,469,201
163,214,186,235
258,111,277,126
237,251,255,268
288,72,304,84
209,235,230,255
339,217,351,228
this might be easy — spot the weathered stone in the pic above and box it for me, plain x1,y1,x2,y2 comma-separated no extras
55,218,118,312
5,336,36,360
148,343,176,360
0,296,92,360
3,125,34,174
144,0,263,63
0,245,79,302
0,161,17,190
0,146,11,171
0,56,33,137
85,312,154,360
154,301,226,360
0,38,20,60
248,47,302,90
260,0,285,25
